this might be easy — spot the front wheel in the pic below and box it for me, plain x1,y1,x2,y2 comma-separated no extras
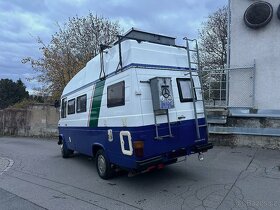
96,149,113,179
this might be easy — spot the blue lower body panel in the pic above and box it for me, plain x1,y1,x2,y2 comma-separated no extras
58,118,210,170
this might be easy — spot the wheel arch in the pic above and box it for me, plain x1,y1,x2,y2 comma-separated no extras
92,143,105,158
58,134,64,145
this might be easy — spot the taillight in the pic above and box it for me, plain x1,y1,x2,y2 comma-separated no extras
133,141,144,158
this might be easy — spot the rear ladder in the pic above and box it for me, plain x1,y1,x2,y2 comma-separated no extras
154,110,173,140
184,38,209,142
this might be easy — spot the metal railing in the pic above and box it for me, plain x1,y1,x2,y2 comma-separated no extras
202,65,255,108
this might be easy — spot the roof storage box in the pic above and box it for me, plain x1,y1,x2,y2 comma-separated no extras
121,28,176,46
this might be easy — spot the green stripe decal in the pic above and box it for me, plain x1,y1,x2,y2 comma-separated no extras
89,80,106,127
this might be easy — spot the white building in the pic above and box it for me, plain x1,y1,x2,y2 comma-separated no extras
228,0,280,110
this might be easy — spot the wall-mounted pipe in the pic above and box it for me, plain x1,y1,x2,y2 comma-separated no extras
277,4,280,20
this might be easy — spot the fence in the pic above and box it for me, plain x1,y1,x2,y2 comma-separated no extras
202,65,255,108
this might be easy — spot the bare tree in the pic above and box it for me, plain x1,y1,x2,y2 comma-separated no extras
23,13,122,99
199,6,228,70
198,6,228,103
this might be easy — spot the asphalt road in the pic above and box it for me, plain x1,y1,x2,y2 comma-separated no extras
0,137,280,210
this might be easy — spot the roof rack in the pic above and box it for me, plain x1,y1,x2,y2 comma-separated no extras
115,28,176,46
99,28,186,78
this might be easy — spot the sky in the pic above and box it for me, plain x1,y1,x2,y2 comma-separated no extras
0,0,227,94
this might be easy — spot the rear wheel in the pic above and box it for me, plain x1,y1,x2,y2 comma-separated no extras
61,142,74,158
96,149,113,179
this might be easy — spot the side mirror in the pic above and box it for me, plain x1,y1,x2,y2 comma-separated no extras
54,100,60,108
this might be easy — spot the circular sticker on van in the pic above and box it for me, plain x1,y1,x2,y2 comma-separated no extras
162,87,170,98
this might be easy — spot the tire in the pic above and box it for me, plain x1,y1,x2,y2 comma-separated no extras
61,142,74,158
95,149,113,179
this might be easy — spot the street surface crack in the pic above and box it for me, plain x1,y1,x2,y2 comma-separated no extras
0,157,14,175
215,149,258,210
5,168,143,210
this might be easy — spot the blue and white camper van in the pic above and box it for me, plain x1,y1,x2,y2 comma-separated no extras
58,29,213,179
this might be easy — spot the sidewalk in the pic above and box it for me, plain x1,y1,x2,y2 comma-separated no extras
0,187,45,210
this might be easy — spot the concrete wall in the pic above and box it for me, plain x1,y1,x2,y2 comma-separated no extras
229,0,280,109
209,115,280,149
0,104,59,137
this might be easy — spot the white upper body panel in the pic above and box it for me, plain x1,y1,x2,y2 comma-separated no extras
59,39,205,128
62,40,189,97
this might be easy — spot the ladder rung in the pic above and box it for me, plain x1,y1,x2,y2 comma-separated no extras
196,99,204,102
198,124,207,128
193,87,202,89
188,49,198,52
195,139,205,142
155,135,173,140
196,112,204,114
190,62,199,64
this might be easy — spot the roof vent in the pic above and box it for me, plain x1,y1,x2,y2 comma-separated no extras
244,1,273,29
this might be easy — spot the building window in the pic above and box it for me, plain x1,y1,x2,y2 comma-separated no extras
68,99,75,115
77,94,87,113
107,81,125,108
61,98,67,118
177,78,196,102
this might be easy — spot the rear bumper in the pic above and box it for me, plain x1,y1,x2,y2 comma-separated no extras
136,156,177,171
191,143,213,153
135,143,213,171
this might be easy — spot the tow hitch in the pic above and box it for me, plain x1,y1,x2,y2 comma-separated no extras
192,143,213,153
198,152,204,161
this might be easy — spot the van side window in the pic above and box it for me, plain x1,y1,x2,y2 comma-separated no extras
61,98,67,118
68,99,75,115
107,81,125,108
77,94,87,113
177,78,196,102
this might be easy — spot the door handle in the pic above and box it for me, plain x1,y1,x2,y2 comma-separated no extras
178,115,186,120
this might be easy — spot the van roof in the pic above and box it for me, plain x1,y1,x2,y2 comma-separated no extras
62,39,190,97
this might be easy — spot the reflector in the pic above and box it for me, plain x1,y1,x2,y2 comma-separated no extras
133,141,144,157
